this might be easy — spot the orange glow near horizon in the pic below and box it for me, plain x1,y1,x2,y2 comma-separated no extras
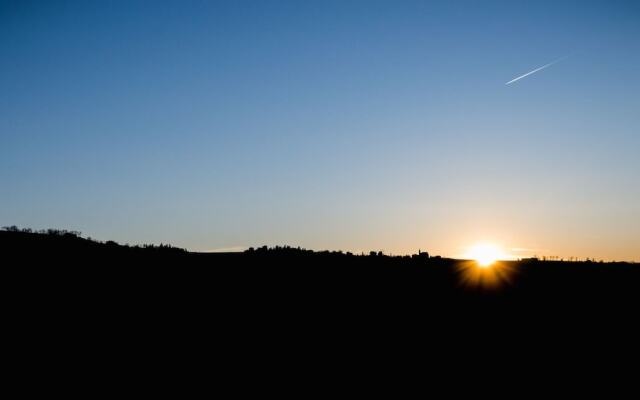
457,260,516,290
457,243,516,289
465,243,507,267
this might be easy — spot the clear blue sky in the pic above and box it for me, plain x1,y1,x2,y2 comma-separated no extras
1,0,639,260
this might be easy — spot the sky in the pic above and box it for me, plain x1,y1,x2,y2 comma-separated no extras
1,0,639,261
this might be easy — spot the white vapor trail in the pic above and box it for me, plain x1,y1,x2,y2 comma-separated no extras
505,56,568,85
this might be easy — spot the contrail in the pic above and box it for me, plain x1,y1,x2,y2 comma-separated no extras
505,56,568,85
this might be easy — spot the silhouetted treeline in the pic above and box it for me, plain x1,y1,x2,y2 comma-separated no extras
4,225,640,367
2,225,637,317
1,226,186,256
244,244,431,260
3,225,83,237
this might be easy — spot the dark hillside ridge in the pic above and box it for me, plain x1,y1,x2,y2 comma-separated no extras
3,228,637,301
4,228,640,349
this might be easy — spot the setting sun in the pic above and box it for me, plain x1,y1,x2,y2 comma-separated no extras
457,243,515,289
466,243,505,267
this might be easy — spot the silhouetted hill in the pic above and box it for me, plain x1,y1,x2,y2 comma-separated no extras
4,227,637,304
1,228,186,257
4,227,640,379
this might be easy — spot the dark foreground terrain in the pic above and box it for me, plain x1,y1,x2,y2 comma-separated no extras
4,228,640,383
4,229,638,307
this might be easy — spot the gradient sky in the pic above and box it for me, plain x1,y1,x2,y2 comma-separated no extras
1,0,639,261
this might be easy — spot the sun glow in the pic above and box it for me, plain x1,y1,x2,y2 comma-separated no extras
466,243,506,267
458,243,516,290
